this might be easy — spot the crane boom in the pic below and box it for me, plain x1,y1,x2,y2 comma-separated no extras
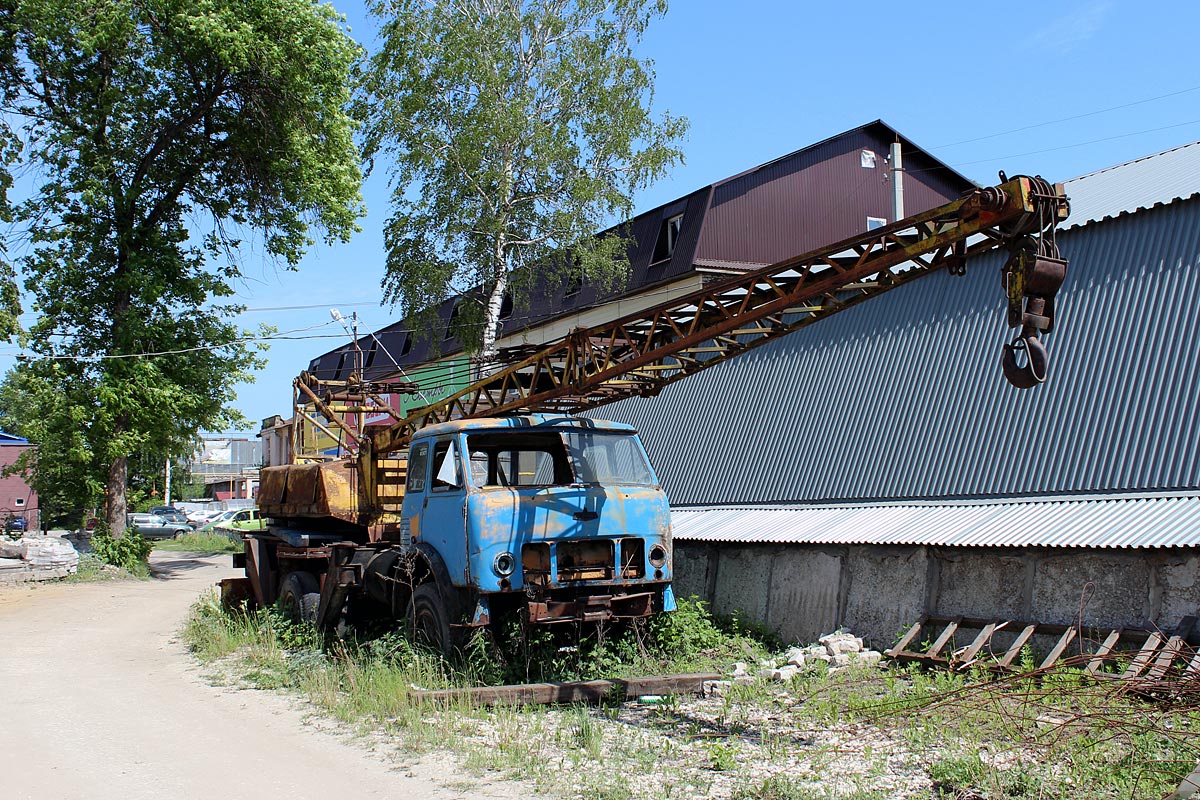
368,174,1069,460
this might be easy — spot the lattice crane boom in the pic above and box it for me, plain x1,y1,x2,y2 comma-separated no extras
368,174,1070,460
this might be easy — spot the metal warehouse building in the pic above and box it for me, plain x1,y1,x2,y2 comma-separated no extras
594,141,1200,647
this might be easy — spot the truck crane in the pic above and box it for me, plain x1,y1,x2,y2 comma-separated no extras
234,174,1071,654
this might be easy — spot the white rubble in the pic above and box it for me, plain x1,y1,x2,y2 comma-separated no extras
783,647,807,667
0,534,80,581
819,631,864,656
742,630,887,682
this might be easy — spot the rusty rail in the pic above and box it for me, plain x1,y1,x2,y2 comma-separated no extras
409,672,722,707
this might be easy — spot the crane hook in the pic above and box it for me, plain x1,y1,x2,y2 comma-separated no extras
1002,332,1048,389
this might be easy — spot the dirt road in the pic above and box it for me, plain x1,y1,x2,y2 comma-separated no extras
0,551,497,799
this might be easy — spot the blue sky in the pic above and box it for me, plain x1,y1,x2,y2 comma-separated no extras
65,0,1200,430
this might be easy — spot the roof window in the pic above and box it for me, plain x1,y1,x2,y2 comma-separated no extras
652,213,684,264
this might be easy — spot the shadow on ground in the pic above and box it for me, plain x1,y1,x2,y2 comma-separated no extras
150,553,226,580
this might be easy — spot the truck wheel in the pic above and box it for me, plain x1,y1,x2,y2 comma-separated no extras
298,592,322,625
278,571,320,623
406,583,453,656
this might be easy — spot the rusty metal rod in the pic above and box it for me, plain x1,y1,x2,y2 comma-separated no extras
410,672,722,707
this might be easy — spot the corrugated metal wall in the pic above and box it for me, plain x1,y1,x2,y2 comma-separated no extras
595,198,1200,504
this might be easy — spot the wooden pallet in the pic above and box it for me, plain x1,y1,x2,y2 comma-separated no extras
886,614,1199,688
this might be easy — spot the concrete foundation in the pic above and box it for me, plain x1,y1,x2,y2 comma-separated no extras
675,541,1200,650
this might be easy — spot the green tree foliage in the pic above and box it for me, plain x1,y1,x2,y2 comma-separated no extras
0,0,364,534
0,363,104,528
361,0,687,359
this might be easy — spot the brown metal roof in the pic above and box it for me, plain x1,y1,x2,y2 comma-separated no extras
310,120,975,375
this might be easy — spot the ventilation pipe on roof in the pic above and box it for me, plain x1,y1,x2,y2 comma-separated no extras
890,140,905,222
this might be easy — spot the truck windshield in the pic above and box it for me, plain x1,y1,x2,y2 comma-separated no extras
465,429,655,488
562,431,655,486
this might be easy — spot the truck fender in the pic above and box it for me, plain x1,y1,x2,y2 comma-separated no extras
380,543,463,622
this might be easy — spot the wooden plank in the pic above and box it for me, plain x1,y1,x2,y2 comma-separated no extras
956,623,998,666
925,620,960,659
410,673,723,707
1122,632,1164,680
1144,636,1185,681
996,624,1037,670
1039,627,1077,670
1184,650,1200,677
886,620,924,658
1086,630,1123,676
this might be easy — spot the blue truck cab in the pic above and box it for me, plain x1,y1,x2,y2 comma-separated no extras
394,415,675,637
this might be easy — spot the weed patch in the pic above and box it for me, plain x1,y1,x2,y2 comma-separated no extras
66,551,149,581
154,532,240,554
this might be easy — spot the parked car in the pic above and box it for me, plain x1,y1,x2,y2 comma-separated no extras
149,506,194,528
216,507,264,534
4,516,26,533
186,508,220,524
126,513,191,540
196,509,240,532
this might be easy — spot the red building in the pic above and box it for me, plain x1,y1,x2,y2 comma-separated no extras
0,432,38,530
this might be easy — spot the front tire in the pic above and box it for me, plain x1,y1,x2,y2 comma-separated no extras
406,582,454,656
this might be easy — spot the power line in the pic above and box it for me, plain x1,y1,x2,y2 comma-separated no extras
948,118,1200,168
0,319,343,361
933,84,1200,149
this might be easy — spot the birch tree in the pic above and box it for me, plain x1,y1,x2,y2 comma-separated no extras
361,0,687,362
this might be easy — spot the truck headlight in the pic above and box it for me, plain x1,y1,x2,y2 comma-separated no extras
648,544,668,568
493,551,516,577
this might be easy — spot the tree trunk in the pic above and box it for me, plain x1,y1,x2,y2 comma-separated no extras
480,269,508,369
479,230,509,374
105,454,128,536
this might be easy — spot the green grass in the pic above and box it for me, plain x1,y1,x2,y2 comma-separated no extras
154,532,240,553
181,593,1200,800
65,552,150,581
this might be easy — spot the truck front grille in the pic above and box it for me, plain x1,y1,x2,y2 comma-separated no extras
557,540,614,581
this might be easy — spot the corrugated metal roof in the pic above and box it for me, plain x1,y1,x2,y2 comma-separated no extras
595,196,1200,505
670,494,1200,549
1063,140,1200,229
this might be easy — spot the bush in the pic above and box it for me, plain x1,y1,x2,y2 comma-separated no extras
646,596,727,657
89,522,152,572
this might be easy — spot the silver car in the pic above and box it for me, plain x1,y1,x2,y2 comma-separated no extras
126,513,191,540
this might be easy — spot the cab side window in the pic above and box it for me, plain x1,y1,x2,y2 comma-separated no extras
431,439,462,492
407,442,429,492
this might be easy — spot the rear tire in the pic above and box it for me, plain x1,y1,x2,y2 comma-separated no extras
298,592,322,625
406,582,454,656
278,571,320,622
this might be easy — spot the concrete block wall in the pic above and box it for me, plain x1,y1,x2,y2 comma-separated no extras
674,541,1200,650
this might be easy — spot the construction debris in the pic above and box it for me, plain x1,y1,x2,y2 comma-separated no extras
738,631,886,684
0,534,79,582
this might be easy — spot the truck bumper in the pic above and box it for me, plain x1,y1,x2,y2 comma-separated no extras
528,591,655,623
